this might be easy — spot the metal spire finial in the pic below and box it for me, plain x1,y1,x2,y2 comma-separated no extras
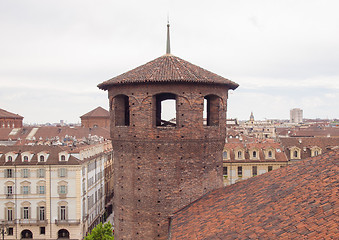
166,20,171,55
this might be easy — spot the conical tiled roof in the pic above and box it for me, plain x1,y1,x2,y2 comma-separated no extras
80,107,109,118
98,54,239,90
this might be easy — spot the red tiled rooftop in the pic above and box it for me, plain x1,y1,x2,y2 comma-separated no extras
0,108,23,119
98,54,239,90
80,106,109,118
169,149,339,239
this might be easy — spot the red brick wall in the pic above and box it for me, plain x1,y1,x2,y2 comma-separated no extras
81,117,110,128
107,83,229,240
0,118,23,128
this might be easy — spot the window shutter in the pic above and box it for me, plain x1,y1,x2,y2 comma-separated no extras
4,186,6,195
21,169,24,177
21,207,23,219
66,206,68,220
28,186,31,194
65,186,68,194
5,208,7,220
21,186,23,194
4,170,7,178
28,207,31,219
27,169,30,178
58,206,60,220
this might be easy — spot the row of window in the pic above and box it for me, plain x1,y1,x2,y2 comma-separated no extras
113,93,221,127
5,184,67,195
223,149,275,160
5,205,68,221
4,168,67,178
223,166,274,177
4,154,67,162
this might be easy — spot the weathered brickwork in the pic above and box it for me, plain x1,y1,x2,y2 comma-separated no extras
107,83,230,239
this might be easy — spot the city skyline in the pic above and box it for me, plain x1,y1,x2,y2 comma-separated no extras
0,0,338,124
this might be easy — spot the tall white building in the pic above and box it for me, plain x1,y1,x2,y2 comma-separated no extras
290,108,303,123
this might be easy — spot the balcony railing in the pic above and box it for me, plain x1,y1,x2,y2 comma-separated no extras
0,220,16,226
19,219,48,226
55,219,80,226
6,194,13,199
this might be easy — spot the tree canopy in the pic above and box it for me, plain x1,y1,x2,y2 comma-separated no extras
84,222,114,240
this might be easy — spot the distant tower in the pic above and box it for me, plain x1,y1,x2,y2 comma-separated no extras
98,24,238,240
249,112,255,122
290,108,303,123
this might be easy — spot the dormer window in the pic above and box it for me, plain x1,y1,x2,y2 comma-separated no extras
252,151,257,158
268,151,272,158
23,156,29,162
290,147,301,160
223,151,227,159
8,156,12,162
40,156,45,162
237,151,242,159
311,147,322,157
60,155,66,161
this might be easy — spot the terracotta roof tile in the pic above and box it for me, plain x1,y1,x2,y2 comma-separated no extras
0,145,82,165
98,54,239,90
169,149,339,239
0,108,23,119
80,106,109,118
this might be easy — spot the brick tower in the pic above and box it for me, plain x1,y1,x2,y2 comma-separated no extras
98,24,238,240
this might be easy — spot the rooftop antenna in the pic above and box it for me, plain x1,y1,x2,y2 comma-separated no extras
166,16,171,55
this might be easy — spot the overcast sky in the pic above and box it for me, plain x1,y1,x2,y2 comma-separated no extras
0,0,338,124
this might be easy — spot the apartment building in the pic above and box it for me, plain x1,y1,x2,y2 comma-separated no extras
222,140,288,185
0,141,112,240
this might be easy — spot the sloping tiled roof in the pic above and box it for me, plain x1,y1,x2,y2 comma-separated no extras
98,54,239,90
169,149,339,239
0,145,81,165
224,141,287,163
0,108,23,119
280,137,339,159
0,126,109,142
80,106,109,118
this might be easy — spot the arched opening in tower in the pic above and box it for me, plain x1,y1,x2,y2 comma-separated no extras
203,95,220,126
155,93,177,127
114,94,130,126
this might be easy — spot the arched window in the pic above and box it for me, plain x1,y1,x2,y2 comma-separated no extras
61,155,66,161
58,229,70,238
252,151,257,158
314,150,319,156
203,95,220,126
268,151,272,158
223,151,227,159
7,156,12,162
155,93,176,127
23,156,29,162
40,155,45,162
294,150,298,158
237,151,242,159
114,95,130,126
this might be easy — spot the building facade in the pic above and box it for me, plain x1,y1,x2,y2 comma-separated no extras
222,141,288,185
0,108,23,129
80,107,110,129
290,108,303,123
0,141,112,240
